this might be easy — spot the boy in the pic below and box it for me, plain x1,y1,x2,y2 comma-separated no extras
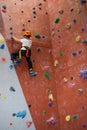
11,31,37,77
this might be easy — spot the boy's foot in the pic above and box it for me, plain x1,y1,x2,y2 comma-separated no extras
12,59,22,66
29,71,37,77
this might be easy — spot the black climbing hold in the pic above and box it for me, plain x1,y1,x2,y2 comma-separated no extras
37,48,41,52
28,104,32,108
81,0,86,4
70,8,74,12
12,113,16,116
9,86,15,92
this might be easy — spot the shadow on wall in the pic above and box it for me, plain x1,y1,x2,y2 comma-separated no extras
0,10,5,36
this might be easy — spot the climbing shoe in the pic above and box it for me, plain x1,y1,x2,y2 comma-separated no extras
13,59,22,66
29,71,37,77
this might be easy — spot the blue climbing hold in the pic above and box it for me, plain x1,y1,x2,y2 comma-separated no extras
16,110,27,119
0,44,5,49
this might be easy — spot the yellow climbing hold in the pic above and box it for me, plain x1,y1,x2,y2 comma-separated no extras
2,96,7,100
51,31,55,37
77,8,81,14
76,35,81,42
66,23,71,29
49,94,54,101
64,77,68,82
54,60,58,66
0,39,4,43
65,115,71,122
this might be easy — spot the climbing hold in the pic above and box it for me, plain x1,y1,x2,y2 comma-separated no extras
81,27,85,32
78,88,83,93
46,117,56,125
44,73,50,79
16,110,27,119
76,35,81,42
72,19,77,23
44,66,50,71
82,123,87,128
9,122,13,126
78,50,82,54
2,5,7,9
46,89,51,93
65,115,71,122
81,0,86,4
49,94,54,101
28,104,32,108
60,51,64,56
1,9,6,13
12,113,16,116
58,9,64,14
64,77,68,82
77,8,81,14
70,8,74,12
79,69,87,79
72,114,78,120
0,39,4,43
54,60,58,67
26,120,32,128
72,52,77,56
34,34,41,39
51,31,55,37
43,110,46,115
2,96,7,100
55,18,60,23
37,47,41,52
9,64,14,70
0,44,5,49
66,23,71,29
38,2,42,6
1,57,6,62
48,101,53,107
33,11,37,15
9,86,15,92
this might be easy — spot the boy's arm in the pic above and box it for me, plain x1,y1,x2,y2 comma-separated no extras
12,36,21,42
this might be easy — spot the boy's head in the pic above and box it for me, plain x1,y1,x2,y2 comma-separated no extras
23,31,31,39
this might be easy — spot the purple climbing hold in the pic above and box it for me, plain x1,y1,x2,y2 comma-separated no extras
79,69,87,79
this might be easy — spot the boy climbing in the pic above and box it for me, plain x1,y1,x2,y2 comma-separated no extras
11,31,37,77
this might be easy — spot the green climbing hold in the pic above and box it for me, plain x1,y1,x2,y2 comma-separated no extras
60,52,64,56
44,73,50,79
33,11,36,14
72,115,78,120
43,110,46,115
78,88,83,93
34,34,41,39
47,89,51,93
55,18,60,23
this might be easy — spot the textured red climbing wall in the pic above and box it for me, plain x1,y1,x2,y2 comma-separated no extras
0,0,87,130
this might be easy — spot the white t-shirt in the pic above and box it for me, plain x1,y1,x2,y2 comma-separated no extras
20,38,32,50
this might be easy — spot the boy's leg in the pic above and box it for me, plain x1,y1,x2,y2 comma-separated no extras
26,57,37,77
11,52,19,61
11,52,21,66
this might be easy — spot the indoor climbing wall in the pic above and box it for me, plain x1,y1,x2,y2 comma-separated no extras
48,0,87,130
0,0,59,130
0,0,87,130
0,34,36,130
